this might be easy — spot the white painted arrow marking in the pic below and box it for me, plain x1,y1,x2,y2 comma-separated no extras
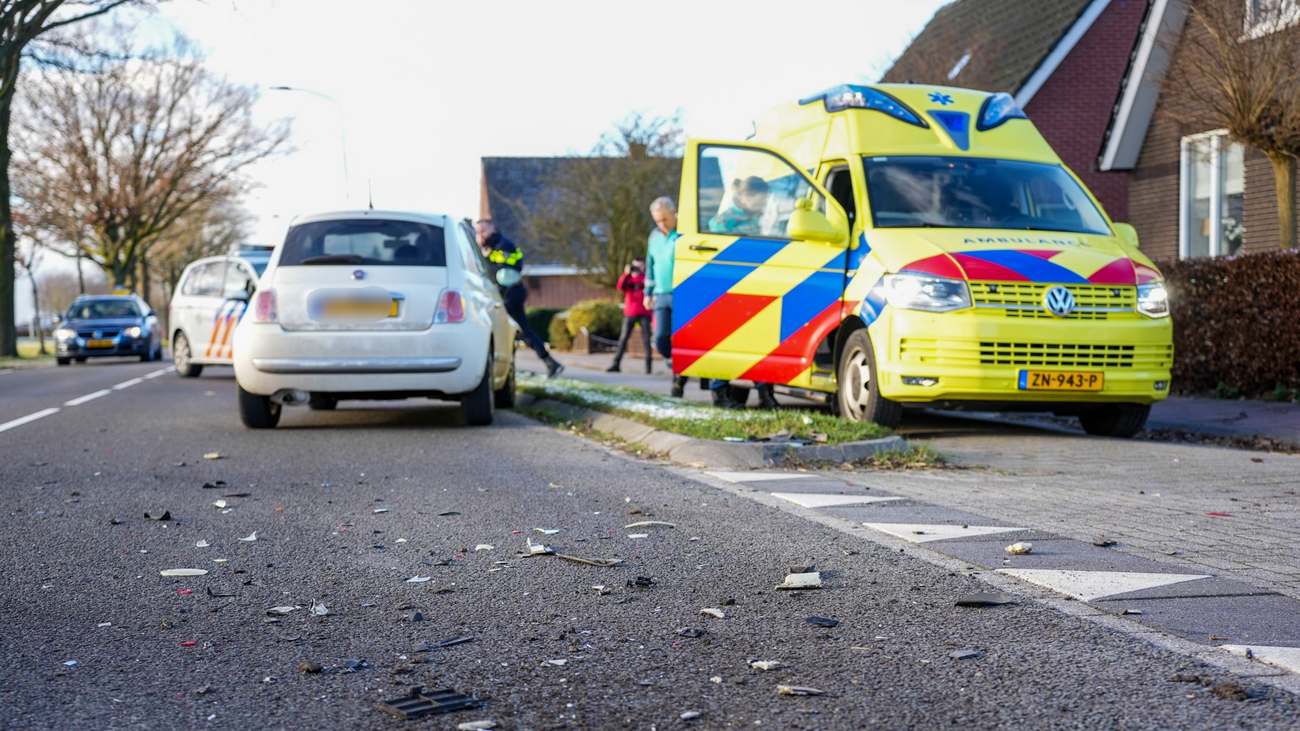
773,493,902,509
863,523,1023,543
997,569,1210,602
707,471,815,484
1220,645,1300,675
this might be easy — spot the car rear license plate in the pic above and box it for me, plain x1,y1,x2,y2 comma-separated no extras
86,338,114,348
320,299,399,319
1019,370,1104,391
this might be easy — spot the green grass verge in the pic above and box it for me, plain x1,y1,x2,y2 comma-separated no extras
0,338,55,369
519,374,891,445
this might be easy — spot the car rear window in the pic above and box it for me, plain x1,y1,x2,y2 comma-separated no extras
68,299,140,320
279,219,447,267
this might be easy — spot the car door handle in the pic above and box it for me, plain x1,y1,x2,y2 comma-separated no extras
689,244,719,252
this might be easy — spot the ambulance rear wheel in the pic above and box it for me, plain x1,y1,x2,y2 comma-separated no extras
835,330,902,428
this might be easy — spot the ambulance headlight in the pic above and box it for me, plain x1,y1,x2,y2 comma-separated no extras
1137,282,1169,318
884,273,971,312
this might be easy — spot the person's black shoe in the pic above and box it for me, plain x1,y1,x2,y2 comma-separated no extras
671,375,687,398
711,389,739,409
606,362,621,372
699,378,712,391
546,357,565,379
756,384,779,410
644,361,653,374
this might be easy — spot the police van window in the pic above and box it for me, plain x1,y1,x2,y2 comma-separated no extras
279,219,447,267
824,167,857,229
698,145,820,239
184,262,225,297
223,263,255,299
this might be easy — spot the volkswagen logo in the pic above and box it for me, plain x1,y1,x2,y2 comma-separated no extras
1043,286,1076,317
93,330,102,338
351,270,366,281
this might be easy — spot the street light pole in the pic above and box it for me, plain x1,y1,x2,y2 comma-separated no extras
268,85,351,202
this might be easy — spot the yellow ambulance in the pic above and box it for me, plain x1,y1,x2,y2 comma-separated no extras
672,84,1173,437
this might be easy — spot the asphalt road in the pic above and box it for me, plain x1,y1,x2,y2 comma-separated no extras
2,361,1298,729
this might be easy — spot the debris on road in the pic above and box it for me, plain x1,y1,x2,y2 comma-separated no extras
623,520,676,530
474,544,494,552
1005,542,1033,555
211,500,227,509
201,480,227,490
592,585,610,595
700,608,725,619
178,640,198,648
955,592,1017,608
626,533,649,539
373,508,390,514
298,660,322,674
414,636,475,652
438,511,461,517
144,511,172,521
555,554,622,567
949,649,983,660
238,531,258,542
776,571,822,591
680,711,702,722
1122,609,1144,616
750,660,783,671
627,576,655,589
543,659,567,667
777,685,825,696
310,602,329,617
203,452,223,461
1092,535,1118,548
525,538,553,556
535,528,560,535
341,659,368,673
457,721,497,730
266,606,300,616
377,686,484,720
63,660,79,668
676,627,706,638
159,568,208,578
805,615,839,628
1206,512,1233,519
194,540,210,549
206,587,236,598
406,576,432,584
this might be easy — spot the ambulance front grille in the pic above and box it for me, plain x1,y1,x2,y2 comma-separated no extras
969,282,1137,320
899,339,1174,370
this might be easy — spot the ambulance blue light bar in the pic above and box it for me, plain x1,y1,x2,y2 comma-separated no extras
799,85,928,128
977,92,1028,131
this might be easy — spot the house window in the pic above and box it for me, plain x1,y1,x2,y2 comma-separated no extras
1245,0,1300,37
1180,131,1245,258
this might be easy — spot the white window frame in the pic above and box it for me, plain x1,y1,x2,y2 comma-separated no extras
1244,0,1300,38
1179,129,1242,259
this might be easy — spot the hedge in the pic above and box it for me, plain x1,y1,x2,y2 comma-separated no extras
1161,249,1300,399
525,307,562,344
547,312,573,351
564,299,622,340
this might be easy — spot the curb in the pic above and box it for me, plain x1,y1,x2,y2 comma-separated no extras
519,395,908,469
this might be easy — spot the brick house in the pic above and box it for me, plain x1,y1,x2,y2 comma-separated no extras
884,0,1299,262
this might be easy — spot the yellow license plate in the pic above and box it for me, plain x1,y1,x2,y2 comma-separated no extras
1019,370,1104,391
86,338,114,349
321,299,399,319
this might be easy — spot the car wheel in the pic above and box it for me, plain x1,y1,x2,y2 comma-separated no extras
75,357,87,363
1079,404,1150,438
493,354,516,409
173,332,203,378
834,329,902,427
57,357,71,366
238,385,281,429
461,352,495,427
308,394,338,411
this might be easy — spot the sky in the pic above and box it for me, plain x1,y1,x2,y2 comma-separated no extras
16,0,947,322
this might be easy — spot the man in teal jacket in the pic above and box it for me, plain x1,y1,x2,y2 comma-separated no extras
645,196,690,397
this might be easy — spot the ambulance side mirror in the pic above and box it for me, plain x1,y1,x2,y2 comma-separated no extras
788,201,848,245
1113,222,1140,249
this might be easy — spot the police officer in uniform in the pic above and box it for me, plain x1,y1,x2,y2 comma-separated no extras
476,218,564,378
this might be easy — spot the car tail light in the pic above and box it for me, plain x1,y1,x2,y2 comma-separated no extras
434,289,464,324
251,289,278,323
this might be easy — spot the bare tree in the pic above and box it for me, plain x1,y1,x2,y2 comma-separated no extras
0,1,142,356
503,112,682,288
12,35,288,289
12,238,47,352
149,190,249,314
40,266,107,315
1166,0,1300,249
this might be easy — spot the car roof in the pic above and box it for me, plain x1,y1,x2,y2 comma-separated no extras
290,210,452,227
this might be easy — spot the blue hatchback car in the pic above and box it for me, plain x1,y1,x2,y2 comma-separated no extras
55,294,163,365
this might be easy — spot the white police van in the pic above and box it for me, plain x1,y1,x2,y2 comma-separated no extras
169,248,269,377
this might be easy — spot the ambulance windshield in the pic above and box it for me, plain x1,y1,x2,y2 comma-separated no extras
864,156,1111,236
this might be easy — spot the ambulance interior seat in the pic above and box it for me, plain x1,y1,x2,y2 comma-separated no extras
826,168,856,228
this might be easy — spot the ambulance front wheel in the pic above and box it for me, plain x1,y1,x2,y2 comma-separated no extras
835,330,902,428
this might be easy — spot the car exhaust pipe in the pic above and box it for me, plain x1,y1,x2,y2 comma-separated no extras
271,389,311,406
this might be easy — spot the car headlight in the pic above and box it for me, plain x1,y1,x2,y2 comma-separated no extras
125,326,143,338
883,273,971,312
1137,282,1169,318
55,328,76,340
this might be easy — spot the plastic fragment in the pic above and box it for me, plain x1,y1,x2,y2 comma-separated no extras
195,540,210,548
627,533,649,539
525,538,553,556
543,659,567,666
458,722,497,730
376,686,483,720
144,511,172,521
949,649,983,660
623,520,676,529
179,640,198,648
750,660,783,671
474,544,494,552
700,608,725,619
160,568,208,578
310,602,329,617
535,528,560,535
266,606,300,615
373,508,389,514
955,592,1017,608
777,685,825,696
676,627,706,638
406,576,432,584
806,615,839,628
238,531,258,542
556,554,623,567
203,452,222,460
776,571,822,591
680,711,702,721
211,500,227,509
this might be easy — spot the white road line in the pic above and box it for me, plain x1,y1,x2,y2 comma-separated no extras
112,377,145,390
65,389,112,407
144,367,171,379
0,407,60,434
1221,645,1300,675
772,493,903,509
863,523,1023,544
995,569,1211,602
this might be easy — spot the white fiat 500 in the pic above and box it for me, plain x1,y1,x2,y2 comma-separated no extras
232,210,517,428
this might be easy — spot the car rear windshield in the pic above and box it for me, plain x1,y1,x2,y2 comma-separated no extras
863,156,1111,236
278,219,447,267
67,299,140,320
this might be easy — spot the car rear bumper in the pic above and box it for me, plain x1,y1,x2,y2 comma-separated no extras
250,357,462,374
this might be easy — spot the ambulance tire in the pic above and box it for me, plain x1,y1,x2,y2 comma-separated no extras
461,350,496,427
1079,404,1149,438
835,329,902,428
238,385,281,429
